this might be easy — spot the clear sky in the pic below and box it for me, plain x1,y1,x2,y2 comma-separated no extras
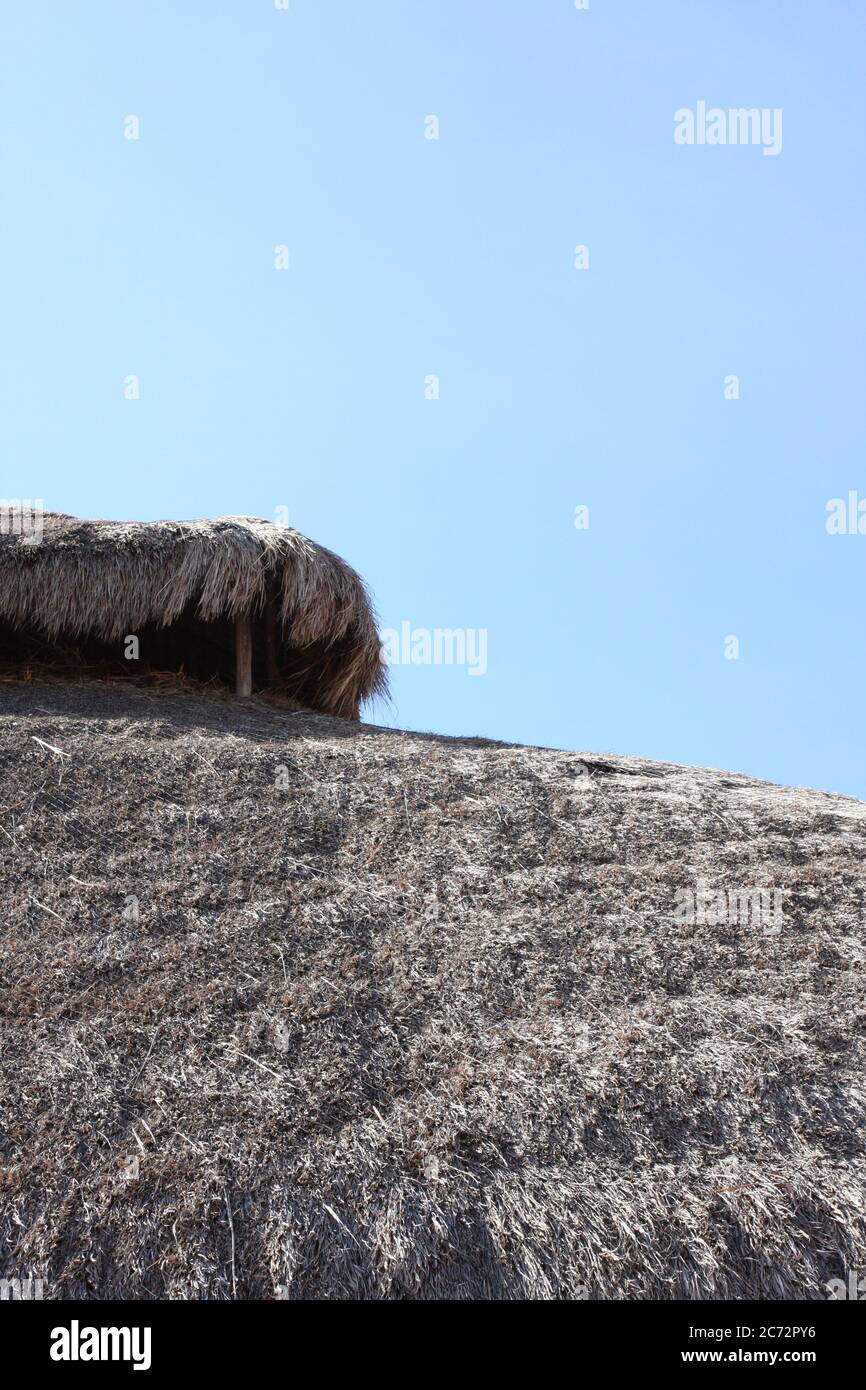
1,2,864,796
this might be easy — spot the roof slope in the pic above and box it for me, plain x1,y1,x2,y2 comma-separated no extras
1,682,864,1299
0,513,386,717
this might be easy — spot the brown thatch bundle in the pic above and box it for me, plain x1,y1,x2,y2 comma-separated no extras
0,513,386,718
1,680,864,1300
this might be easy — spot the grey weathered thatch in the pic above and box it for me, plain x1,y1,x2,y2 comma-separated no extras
1,681,864,1300
0,513,386,718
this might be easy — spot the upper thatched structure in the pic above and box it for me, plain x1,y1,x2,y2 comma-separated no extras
0,512,386,718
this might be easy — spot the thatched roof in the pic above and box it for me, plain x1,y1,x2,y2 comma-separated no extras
2,681,864,1300
0,513,386,718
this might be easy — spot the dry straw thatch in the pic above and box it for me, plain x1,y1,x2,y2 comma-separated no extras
0,512,386,718
1,681,864,1300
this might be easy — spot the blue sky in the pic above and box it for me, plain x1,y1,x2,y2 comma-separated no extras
1,1,864,795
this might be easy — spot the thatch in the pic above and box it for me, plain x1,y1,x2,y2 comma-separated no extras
1,680,864,1300
0,513,386,718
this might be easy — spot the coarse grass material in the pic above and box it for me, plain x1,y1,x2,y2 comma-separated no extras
1,682,864,1299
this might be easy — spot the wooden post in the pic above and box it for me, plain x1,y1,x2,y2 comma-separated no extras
235,612,253,697
264,599,280,688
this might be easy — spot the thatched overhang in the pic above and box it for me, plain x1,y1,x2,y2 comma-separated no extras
0,513,387,718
